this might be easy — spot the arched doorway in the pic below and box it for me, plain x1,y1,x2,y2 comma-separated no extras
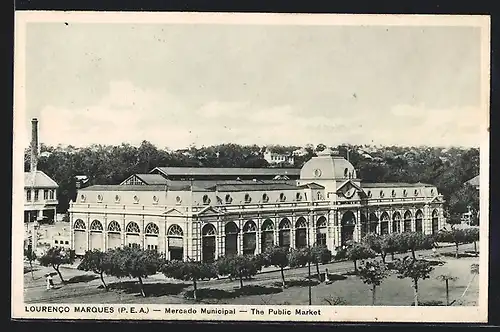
369,212,379,234
167,224,184,260
380,212,389,235
202,223,217,263
224,222,239,256
392,212,401,233
261,219,274,253
145,222,159,251
279,218,291,248
415,210,424,233
341,211,356,246
431,209,439,234
73,219,87,255
403,211,412,232
107,221,121,249
125,221,141,248
89,220,104,251
295,217,308,248
243,220,257,255
315,216,327,246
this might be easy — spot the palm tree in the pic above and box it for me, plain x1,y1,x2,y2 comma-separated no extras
436,273,457,305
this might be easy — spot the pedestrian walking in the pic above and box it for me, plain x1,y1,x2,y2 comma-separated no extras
324,268,330,283
46,274,54,290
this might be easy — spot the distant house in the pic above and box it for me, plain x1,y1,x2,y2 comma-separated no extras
292,148,309,157
465,175,480,190
263,150,295,165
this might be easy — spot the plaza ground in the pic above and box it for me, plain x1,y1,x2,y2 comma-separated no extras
23,243,479,306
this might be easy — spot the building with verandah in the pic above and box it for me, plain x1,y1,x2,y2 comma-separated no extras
69,148,445,261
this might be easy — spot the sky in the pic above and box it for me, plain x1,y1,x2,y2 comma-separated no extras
22,22,484,150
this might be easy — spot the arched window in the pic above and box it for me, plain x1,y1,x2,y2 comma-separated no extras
115,195,120,203
225,194,233,204
126,222,140,234
202,195,211,205
279,218,291,229
279,193,286,202
430,189,435,196
152,196,159,204
296,192,303,201
403,211,412,232
402,189,407,197
417,209,425,233
317,192,323,200
244,193,252,204
133,195,140,203
380,190,385,198
262,193,269,203
295,217,307,228
90,220,103,231
145,223,159,235
392,212,401,233
261,219,274,231
344,168,348,177
74,219,86,230
202,224,216,236
243,220,257,232
414,189,419,196
175,196,182,204
97,194,103,202
316,216,327,246
107,220,121,232
367,190,372,198
391,190,396,197
80,194,86,202
167,224,184,236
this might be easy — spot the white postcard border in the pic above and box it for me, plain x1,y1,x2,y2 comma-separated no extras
12,11,491,323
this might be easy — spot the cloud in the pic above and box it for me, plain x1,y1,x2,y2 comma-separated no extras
35,81,483,150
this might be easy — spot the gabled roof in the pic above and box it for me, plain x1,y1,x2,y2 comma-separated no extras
134,174,169,185
298,183,325,189
24,171,58,188
336,180,363,192
150,167,301,177
465,175,480,187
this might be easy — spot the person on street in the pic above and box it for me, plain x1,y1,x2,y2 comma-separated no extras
46,274,54,290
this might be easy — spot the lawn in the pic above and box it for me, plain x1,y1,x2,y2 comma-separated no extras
24,245,479,306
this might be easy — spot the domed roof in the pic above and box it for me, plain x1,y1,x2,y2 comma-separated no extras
300,149,356,180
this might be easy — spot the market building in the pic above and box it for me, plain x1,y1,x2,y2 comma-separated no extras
69,148,445,261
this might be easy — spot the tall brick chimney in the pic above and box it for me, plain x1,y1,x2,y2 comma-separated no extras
30,118,39,172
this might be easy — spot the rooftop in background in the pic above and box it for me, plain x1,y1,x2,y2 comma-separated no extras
24,171,59,188
465,175,480,188
361,182,435,188
150,166,301,179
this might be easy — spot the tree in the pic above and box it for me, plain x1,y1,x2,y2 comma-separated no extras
362,233,397,264
345,242,376,273
310,245,332,280
24,247,37,279
396,232,435,260
436,273,457,305
162,259,218,301
263,246,290,289
357,260,388,305
465,227,480,256
106,247,164,297
394,257,434,306
435,228,469,258
216,255,263,288
38,247,76,283
77,249,113,290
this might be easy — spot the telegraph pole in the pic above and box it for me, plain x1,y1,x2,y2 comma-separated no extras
308,259,312,305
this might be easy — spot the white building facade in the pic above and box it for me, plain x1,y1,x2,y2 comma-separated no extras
69,149,445,261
